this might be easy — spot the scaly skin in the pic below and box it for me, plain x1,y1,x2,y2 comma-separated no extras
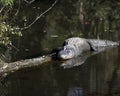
58,37,119,60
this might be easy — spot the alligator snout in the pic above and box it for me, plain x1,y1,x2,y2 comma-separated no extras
58,46,75,60
58,50,75,60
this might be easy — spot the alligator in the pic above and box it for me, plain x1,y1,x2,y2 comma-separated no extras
56,37,119,60
0,37,119,76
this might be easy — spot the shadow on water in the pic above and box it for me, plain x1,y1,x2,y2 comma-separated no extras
0,0,120,96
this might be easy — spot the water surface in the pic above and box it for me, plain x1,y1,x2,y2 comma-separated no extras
0,46,120,96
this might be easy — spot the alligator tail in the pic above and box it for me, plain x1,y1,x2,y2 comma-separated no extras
87,39,119,51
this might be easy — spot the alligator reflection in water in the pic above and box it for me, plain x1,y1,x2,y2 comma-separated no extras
60,47,113,68
67,87,83,96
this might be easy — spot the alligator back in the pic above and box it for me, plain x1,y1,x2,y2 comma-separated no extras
64,37,91,54
58,37,119,60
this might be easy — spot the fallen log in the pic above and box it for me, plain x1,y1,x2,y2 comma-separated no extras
0,55,52,76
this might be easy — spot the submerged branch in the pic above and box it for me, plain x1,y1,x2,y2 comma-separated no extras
20,0,58,30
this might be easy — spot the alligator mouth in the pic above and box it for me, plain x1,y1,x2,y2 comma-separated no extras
58,54,74,60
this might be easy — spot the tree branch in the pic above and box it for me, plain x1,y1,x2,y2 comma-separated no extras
24,0,36,4
15,0,21,16
20,0,58,30
0,5,5,13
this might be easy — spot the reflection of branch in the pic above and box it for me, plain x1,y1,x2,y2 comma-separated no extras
24,0,35,4
20,0,58,30
107,60,120,95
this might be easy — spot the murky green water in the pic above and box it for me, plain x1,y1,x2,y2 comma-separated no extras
0,0,120,96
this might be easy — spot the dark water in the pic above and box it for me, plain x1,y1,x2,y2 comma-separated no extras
0,46,120,96
0,0,120,96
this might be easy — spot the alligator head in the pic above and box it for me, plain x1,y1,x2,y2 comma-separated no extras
58,45,76,60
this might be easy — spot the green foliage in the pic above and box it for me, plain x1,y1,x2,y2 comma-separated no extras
0,0,14,6
83,0,120,20
0,0,22,47
0,22,22,46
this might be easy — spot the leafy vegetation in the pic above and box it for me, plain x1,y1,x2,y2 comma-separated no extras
0,0,22,62
0,0,14,5
0,22,22,45
0,0,22,47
